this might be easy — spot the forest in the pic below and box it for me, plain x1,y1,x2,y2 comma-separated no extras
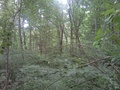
0,0,120,90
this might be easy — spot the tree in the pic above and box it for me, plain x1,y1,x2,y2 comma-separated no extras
0,0,17,89
67,0,87,56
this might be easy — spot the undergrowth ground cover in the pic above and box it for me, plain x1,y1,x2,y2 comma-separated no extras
0,48,119,90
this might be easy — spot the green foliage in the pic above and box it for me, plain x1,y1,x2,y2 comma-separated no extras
13,65,66,90
9,58,119,90
2,50,118,90
0,0,120,90
93,29,103,48
0,17,14,54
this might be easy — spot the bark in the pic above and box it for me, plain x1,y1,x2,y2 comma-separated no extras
57,23,64,54
75,29,81,48
65,34,68,50
39,35,43,54
13,30,17,48
3,47,10,90
59,23,64,53
18,3,23,50
95,17,97,33
23,30,27,49
22,19,27,49
14,31,17,43
68,5,74,55
18,0,24,60
60,9,65,54
18,13,23,48
57,26,61,52
29,27,32,50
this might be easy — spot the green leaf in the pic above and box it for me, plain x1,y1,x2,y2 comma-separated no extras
104,9,115,16
105,15,113,23
111,35,118,40
113,15,120,23
115,24,120,32
97,29,102,35
94,35,101,41
93,40,101,48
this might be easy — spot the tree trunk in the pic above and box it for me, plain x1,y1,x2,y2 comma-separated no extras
29,27,32,50
57,26,61,53
3,46,10,90
59,23,64,54
68,7,74,55
18,11,24,60
39,35,43,54
57,23,64,54
14,31,17,44
95,17,97,33
22,19,27,49
18,9,23,50
65,34,68,50
13,30,17,48
23,30,27,49
75,29,81,48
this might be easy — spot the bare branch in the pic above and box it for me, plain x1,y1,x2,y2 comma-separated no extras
78,56,112,68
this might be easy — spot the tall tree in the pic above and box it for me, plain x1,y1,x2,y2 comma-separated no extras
67,0,87,56
0,0,17,89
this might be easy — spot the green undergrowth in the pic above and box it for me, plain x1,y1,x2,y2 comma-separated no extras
0,49,120,90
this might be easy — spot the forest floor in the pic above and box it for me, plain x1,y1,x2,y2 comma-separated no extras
0,49,119,90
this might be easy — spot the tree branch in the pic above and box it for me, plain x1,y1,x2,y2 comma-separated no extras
78,56,112,68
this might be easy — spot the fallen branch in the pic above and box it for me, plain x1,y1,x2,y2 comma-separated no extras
44,56,112,90
78,56,112,68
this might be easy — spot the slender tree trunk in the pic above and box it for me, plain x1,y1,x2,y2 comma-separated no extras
18,14,23,49
94,17,97,33
57,23,64,54
39,35,43,54
29,27,32,50
111,21,116,44
65,34,68,50
22,19,27,49
13,30,17,48
18,7,23,51
60,27,63,53
3,46,10,90
75,29,81,48
59,24,64,54
70,25,74,55
14,31,17,43
68,8,74,55
23,30,27,49
57,26,61,53
18,11,24,60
